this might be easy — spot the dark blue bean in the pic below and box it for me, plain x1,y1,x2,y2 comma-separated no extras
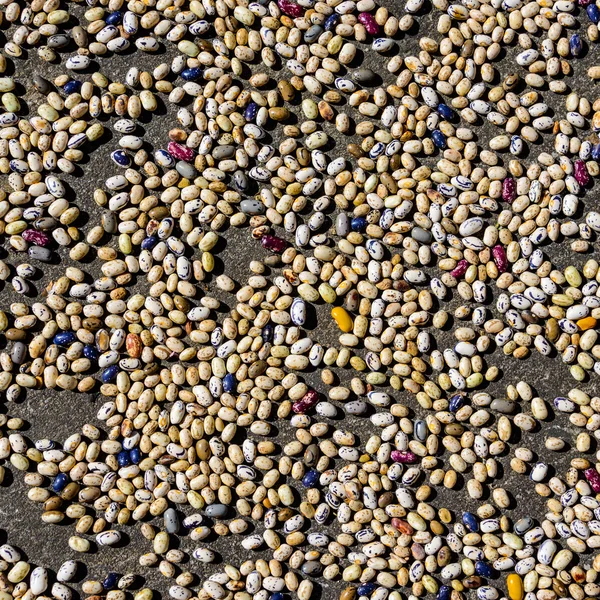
111,150,131,167
117,450,130,467
463,511,479,532
324,14,339,30
181,68,202,81
570,34,583,57
351,217,367,232
102,365,119,382
432,130,446,148
54,332,77,346
449,394,465,412
141,236,158,250
357,583,376,597
105,11,122,24
223,373,235,393
83,345,99,360
52,473,69,492
302,469,319,488
437,103,454,119
63,80,82,95
103,573,119,590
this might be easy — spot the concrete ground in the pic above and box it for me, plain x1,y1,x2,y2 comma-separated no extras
0,1,600,598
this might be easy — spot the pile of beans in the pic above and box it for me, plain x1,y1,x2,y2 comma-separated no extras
3,0,600,599
0,542,144,600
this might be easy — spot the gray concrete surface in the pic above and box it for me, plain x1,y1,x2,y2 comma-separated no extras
0,2,600,598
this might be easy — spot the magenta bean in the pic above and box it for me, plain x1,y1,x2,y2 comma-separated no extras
292,390,319,414
358,12,379,34
492,245,507,273
278,0,303,17
167,141,194,161
502,177,516,203
575,159,590,186
22,230,50,246
261,234,286,253
391,450,417,463
450,259,468,278
580,0,591,6
585,468,600,492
